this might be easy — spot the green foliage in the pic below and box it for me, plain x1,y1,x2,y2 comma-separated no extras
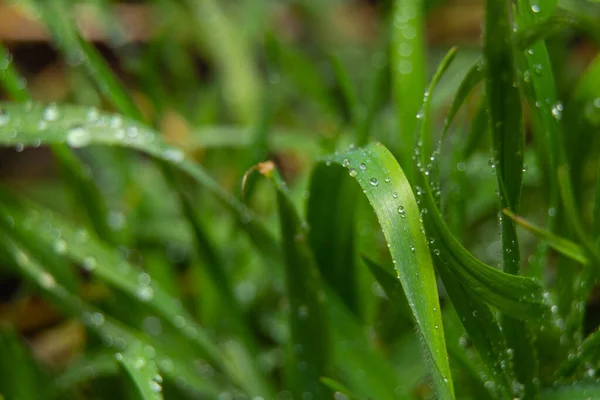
1,0,600,399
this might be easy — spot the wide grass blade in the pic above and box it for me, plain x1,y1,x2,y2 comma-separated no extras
245,161,330,399
326,143,455,400
116,341,164,400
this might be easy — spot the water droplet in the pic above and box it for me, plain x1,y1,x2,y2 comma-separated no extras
0,109,9,126
522,164,528,172
398,206,405,217
298,305,309,319
67,125,91,148
53,239,67,254
369,178,379,186
43,103,60,121
150,381,162,393
136,286,154,302
164,148,184,163
349,168,357,177
40,272,56,289
409,244,415,252
342,158,350,167
551,102,563,120
384,177,391,183
548,207,557,217
359,163,367,171
392,192,398,198
531,3,540,12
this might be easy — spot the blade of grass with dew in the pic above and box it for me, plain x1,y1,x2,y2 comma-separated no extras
244,161,330,399
503,209,589,265
324,143,455,400
0,234,223,397
515,0,566,285
484,0,538,394
513,11,600,50
0,102,280,265
432,241,514,399
558,328,600,377
116,341,164,399
0,326,48,400
391,0,426,178
415,49,546,319
0,44,117,245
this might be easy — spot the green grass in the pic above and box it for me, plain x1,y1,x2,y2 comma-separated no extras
0,0,600,399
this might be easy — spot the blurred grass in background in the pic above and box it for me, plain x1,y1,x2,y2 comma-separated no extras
0,0,599,399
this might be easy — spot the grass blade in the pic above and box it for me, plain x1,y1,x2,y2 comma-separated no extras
245,161,330,399
503,209,589,265
441,58,485,141
116,341,164,400
327,143,455,399
391,0,427,178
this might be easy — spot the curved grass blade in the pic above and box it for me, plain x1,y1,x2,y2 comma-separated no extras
503,209,589,265
244,161,330,399
326,143,455,400
0,102,280,263
117,341,164,399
